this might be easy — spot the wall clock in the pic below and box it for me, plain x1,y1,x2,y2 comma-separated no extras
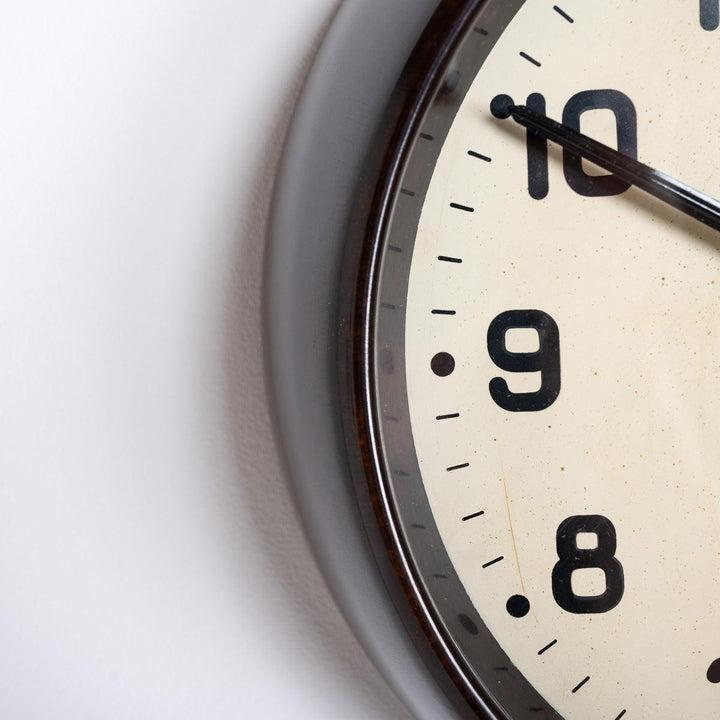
267,1,720,718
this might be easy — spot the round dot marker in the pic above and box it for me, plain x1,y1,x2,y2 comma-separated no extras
490,93,514,119
431,352,455,377
707,658,720,684
506,594,530,618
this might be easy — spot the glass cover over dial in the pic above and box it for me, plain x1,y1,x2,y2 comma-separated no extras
364,1,720,718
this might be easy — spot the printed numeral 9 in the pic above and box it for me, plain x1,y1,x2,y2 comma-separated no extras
486,309,560,412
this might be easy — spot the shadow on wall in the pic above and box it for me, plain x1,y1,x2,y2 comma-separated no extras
222,4,413,718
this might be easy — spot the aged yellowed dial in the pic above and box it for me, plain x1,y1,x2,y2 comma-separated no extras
366,1,720,718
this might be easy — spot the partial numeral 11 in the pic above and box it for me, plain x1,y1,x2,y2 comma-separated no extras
700,0,719,31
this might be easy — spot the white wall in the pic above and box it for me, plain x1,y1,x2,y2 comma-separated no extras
0,2,413,717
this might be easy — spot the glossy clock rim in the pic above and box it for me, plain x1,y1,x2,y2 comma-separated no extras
345,0,566,717
265,1,478,718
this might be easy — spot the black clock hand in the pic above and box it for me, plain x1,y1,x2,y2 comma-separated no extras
506,102,720,234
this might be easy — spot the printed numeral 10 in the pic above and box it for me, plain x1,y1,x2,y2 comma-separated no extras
494,89,638,200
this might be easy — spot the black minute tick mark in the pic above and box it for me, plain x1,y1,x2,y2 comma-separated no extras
537,639,557,655
468,150,491,162
450,202,474,212
571,676,590,693
446,462,469,472
613,711,627,720
519,51,541,67
436,412,460,420
553,5,574,23
482,556,504,568
438,255,462,264
461,510,484,521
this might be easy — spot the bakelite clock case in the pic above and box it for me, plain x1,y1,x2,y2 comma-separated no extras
267,2,480,717
268,0,720,717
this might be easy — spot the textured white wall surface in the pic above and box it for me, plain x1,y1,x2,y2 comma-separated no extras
0,2,413,717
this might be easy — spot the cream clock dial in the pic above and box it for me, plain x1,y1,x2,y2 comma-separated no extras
368,1,720,718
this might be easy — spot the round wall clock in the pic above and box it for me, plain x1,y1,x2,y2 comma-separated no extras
267,1,720,718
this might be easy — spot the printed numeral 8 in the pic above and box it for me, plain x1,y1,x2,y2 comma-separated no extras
552,515,625,614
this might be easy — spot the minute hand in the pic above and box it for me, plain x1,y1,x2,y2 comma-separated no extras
508,103,720,233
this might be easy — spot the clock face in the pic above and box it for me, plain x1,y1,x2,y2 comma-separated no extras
362,1,720,718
